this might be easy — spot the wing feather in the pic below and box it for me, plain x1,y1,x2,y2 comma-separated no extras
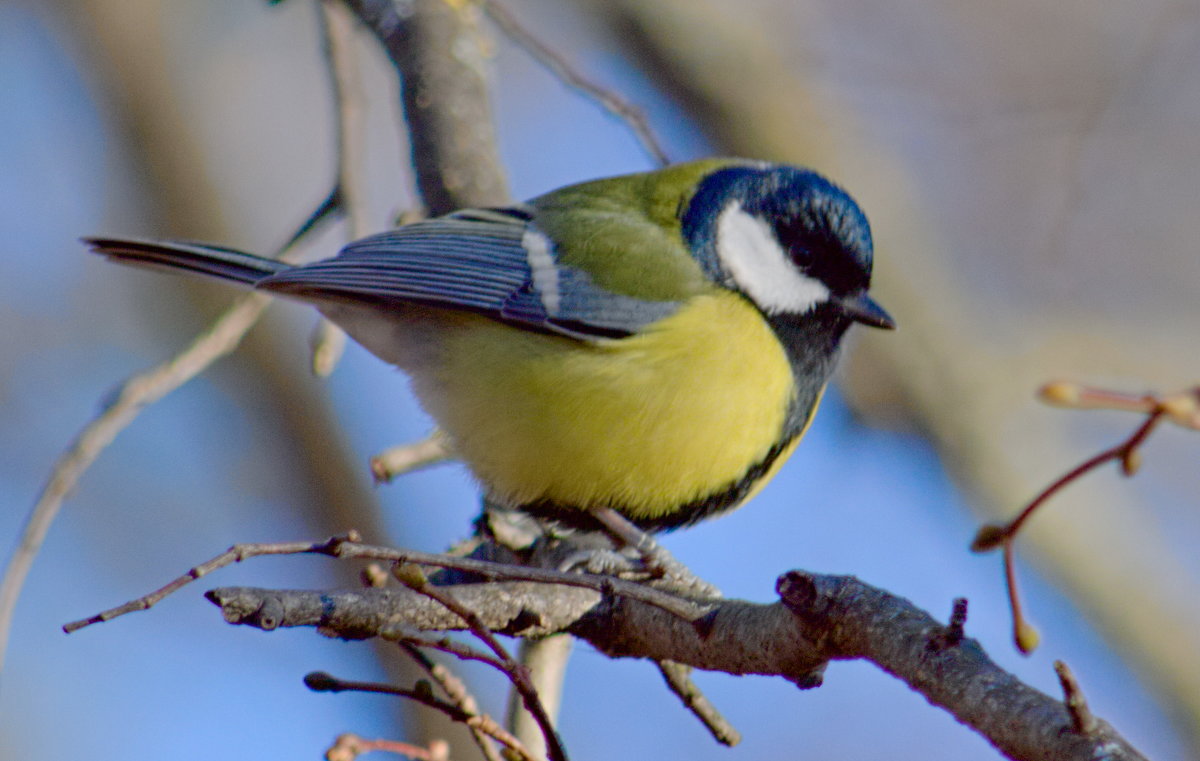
258,207,679,339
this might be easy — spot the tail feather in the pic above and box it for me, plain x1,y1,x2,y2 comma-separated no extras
82,237,291,286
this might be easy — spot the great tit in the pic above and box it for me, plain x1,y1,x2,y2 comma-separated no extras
85,158,893,533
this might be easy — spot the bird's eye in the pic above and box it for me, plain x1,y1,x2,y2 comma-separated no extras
774,223,815,270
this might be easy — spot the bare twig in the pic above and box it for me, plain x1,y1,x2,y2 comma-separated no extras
927,598,970,652
400,643,507,761
308,672,531,760
972,382,1191,653
63,534,710,635
657,661,741,746
395,569,570,761
371,430,454,484
63,532,363,633
481,0,670,166
385,630,511,671
1040,381,1200,429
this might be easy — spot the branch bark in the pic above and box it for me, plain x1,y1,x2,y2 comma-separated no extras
207,569,1147,761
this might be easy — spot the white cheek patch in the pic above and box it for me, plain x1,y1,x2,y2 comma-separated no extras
716,203,830,315
522,228,561,316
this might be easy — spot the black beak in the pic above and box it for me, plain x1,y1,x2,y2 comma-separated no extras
836,292,895,330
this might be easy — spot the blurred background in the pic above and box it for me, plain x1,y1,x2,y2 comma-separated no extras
2,0,1197,758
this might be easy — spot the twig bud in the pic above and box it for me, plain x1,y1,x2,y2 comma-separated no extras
970,524,1007,553
304,671,341,692
1161,391,1200,428
393,562,429,588
1039,381,1084,406
1015,621,1040,654
1120,449,1142,477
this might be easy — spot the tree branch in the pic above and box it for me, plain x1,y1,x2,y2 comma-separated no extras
205,568,1148,761
342,0,510,214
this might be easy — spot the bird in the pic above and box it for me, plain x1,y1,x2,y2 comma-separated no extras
85,158,893,539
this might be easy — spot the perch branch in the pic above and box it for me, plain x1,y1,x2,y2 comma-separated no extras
198,568,1146,761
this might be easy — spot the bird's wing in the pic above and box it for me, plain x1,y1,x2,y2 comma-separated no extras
257,206,690,340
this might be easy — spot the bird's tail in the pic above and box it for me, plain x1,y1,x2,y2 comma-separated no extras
82,237,292,286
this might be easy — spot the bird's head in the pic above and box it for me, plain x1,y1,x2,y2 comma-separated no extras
681,163,894,331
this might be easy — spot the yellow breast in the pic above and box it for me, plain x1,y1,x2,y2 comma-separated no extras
409,290,797,521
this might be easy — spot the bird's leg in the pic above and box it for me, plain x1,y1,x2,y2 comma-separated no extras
588,508,720,598
588,506,665,562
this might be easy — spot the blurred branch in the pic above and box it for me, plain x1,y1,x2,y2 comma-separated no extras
0,205,339,674
311,0,373,377
342,0,509,213
334,5,592,754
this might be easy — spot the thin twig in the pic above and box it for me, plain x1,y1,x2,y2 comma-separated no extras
395,570,570,761
308,672,531,760
0,202,339,672
999,411,1163,543
1003,542,1039,654
385,629,510,672
991,410,1163,653
505,636,573,759
1040,381,1200,429
63,532,362,633
657,661,741,746
64,535,710,634
973,382,1189,653
482,0,670,167
371,430,454,484
400,643,507,761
